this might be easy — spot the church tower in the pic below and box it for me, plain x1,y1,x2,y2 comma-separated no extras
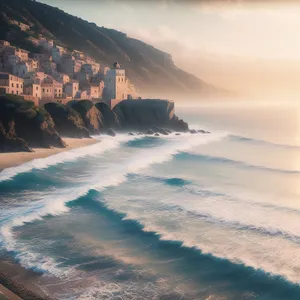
104,62,127,101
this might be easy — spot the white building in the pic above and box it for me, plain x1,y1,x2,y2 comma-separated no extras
104,62,128,101
24,83,41,100
41,82,54,100
25,72,47,85
64,81,79,98
0,73,23,95
75,90,90,100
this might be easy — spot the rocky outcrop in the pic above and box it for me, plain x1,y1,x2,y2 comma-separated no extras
0,120,31,152
106,128,116,137
70,100,103,134
0,97,192,153
70,101,120,135
45,102,90,138
0,95,66,151
113,99,189,132
95,102,119,129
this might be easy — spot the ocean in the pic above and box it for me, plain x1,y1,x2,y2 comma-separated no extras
1,101,300,300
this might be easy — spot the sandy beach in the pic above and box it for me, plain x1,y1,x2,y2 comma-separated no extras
0,137,100,299
0,138,99,171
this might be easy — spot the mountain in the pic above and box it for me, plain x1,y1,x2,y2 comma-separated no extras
0,0,217,99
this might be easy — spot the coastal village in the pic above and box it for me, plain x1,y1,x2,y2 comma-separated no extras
0,31,138,109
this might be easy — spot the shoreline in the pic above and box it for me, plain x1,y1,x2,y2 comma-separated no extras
0,137,100,299
0,254,53,300
0,137,99,171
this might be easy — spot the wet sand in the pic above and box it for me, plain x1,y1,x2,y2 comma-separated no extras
0,138,99,170
0,256,53,299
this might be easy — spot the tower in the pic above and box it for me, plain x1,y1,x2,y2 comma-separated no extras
104,62,127,101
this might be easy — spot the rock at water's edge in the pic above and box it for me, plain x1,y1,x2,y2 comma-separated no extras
113,99,189,132
106,128,116,137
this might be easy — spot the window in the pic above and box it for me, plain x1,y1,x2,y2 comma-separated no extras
36,86,39,90
11,83,14,87
55,89,57,92
43,88,45,92
21,84,22,88
36,93,38,96
17,84,19,88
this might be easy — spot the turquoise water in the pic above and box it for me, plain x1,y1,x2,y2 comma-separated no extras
1,102,300,299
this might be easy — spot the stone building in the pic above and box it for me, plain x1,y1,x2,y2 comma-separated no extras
43,77,63,98
104,62,128,107
41,82,54,100
87,80,104,100
0,72,23,95
75,90,89,100
64,81,79,98
23,83,42,103
13,60,39,78
25,72,47,85
60,55,84,76
7,54,20,67
81,63,100,76
51,45,65,63
52,72,70,84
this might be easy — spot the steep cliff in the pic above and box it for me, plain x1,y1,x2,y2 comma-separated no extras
0,0,216,98
0,95,66,151
95,102,119,129
113,99,189,132
70,100,103,134
44,102,90,138
0,97,191,153
0,120,31,152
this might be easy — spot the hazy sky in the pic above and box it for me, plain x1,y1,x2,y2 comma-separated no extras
38,0,300,98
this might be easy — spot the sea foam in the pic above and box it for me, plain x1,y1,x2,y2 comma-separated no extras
0,135,136,182
0,131,227,277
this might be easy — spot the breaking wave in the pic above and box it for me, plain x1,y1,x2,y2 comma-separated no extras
0,132,228,270
0,135,135,182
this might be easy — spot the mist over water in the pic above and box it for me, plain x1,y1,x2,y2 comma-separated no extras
0,101,300,299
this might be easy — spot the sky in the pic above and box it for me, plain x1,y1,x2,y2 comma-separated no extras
38,0,300,98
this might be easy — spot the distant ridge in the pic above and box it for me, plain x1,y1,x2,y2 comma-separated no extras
0,0,217,98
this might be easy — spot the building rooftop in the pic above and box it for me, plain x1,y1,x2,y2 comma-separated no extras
113,62,121,69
